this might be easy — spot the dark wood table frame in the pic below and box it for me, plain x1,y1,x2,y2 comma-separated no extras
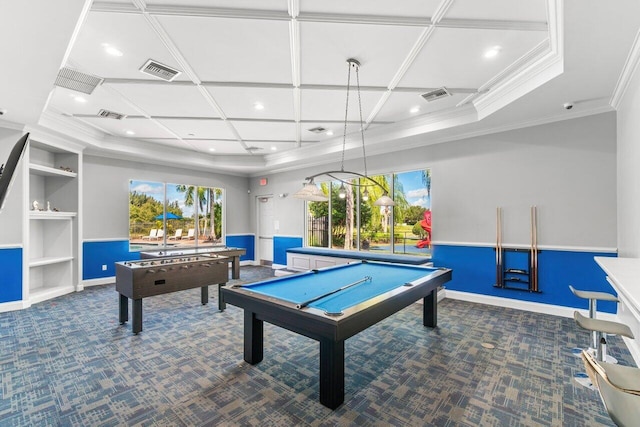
222,267,451,409
117,256,228,334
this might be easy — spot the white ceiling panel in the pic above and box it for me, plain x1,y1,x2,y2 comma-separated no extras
48,86,141,117
231,121,296,141
300,21,424,86
146,0,287,10
180,139,247,155
8,0,635,177
446,0,548,22
68,12,188,81
156,15,292,84
206,86,295,120
80,116,176,139
300,122,372,143
156,118,236,139
108,83,220,117
243,141,298,154
299,0,440,18
376,91,469,122
300,89,384,122
400,27,548,88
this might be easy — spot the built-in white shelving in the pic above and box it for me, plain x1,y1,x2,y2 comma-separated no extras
29,163,77,178
25,139,81,304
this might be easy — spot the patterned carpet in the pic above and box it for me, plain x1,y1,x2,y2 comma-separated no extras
0,266,634,426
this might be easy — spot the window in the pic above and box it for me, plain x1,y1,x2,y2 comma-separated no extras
393,169,431,256
305,169,431,257
129,180,224,251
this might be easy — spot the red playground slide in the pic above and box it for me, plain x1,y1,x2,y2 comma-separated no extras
416,210,431,249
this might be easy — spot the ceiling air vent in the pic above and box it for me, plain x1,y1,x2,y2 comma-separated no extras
139,59,181,82
420,87,451,102
97,109,127,120
246,146,263,152
307,126,327,134
55,67,103,94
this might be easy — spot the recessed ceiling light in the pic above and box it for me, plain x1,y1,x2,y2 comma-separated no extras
101,43,123,57
484,46,502,59
253,102,264,110
326,130,334,136
410,106,420,113
125,130,135,135
209,148,216,152
74,96,87,103
271,146,277,151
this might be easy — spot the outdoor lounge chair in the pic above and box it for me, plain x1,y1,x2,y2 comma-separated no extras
156,229,164,240
141,229,157,240
182,228,195,240
168,229,182,240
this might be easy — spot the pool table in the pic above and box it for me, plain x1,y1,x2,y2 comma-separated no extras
221,260,452,409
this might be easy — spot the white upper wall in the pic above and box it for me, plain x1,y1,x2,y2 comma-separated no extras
616,43,640,257
253,112,617,251
82,155,250,240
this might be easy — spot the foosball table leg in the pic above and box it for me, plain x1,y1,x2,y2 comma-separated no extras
119,294,128,324
132,298,143,334
201,286,208,305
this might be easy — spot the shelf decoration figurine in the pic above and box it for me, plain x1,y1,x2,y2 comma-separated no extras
32,200,39,211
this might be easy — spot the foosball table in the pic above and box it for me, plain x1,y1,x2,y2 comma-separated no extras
116,254,229,334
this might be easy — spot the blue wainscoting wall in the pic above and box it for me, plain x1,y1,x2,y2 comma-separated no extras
83,240,140,280
431,244,618,313
226,235,255,261
273,236,303,266
0,247,22,303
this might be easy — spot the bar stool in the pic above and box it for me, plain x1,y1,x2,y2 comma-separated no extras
573,311,634,389
574,311,634,363
569,285,619,363
581,349,640,426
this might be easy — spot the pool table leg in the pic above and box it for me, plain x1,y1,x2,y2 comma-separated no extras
423,289,437,328
218,283,227,311
244,311,263,364
319,339,345,409
201,285,208,305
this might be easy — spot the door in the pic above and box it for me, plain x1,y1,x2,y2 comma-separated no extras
257,196,274,265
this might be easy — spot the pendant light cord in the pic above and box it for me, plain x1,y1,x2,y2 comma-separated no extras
341,61,352,173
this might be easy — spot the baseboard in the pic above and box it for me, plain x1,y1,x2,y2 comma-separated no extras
82,277,115,287
272,263,286,270
0,299,29,313
240,260,258,266
444,289,617,321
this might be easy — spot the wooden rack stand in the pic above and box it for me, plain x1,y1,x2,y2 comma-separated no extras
494,206,541,293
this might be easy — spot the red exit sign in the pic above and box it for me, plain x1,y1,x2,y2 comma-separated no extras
259,178,268,186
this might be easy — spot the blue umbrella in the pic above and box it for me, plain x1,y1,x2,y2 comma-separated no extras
155,212,182,220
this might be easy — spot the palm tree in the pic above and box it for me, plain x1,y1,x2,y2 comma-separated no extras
175,185,221,241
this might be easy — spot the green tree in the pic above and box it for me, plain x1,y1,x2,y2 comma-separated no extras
404,206,426,225
176,185,222,240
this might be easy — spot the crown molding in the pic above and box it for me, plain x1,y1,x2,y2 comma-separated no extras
610,29,640,109
0,119,26,132
474,40,559,120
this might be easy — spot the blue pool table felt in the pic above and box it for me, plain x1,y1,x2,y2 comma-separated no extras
242,262,438,314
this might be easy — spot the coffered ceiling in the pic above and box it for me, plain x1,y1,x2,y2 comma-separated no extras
1,1,640,175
